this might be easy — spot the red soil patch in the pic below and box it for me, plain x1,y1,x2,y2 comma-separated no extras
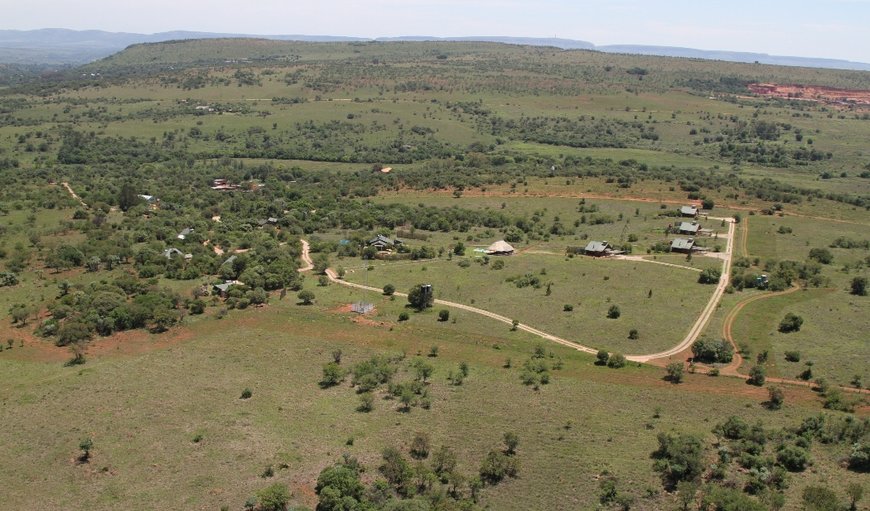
329,304,392,329
748,83,870,107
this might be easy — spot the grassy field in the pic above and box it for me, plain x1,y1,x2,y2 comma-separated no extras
340,251,715,355
0,281,862,511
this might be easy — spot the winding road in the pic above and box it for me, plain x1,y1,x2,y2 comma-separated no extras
299,221,734,362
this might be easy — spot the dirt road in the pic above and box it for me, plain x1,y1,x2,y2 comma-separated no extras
61,182,87,208
626,219,735,363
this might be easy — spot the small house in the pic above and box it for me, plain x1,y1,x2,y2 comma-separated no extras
163,248,184,259
676,222,700,235
177,228,193,240
485,240,515,255
138,194,158,204
222,255,237,267
680,206,698,218
368,234,401,251
212,282,234,297
670,238,696,253
584,241,612,257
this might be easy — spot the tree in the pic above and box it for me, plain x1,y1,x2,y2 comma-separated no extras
256,483,291,511
431,445,457,481
438,309,449,322
748,365,766,386
118,182,139,212
767,386,785,410
802,485,841,511
383,283,396,296
316,462,365,511
410,432,431,459
851,276,867,296
808,248,833,264
607,353,627,368
777,445,810,471
479,449,518,484
503,432,519,455
407,284,434,311
596,350,610,366
411,358,434,382
702,198,714,210
298,290,315,305
652,432,704,488
357,392,374,412
607,305,621,319
78,438,93,463
313,254,330,274
321,362,346,387
778,313,803,333
628,328,639,340
666,362,684,383
380,447,414,496
691,338,734,363
698,267,721,284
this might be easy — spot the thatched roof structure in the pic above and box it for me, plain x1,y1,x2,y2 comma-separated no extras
486,240,515,255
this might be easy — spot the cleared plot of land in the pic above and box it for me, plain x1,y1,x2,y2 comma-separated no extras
0,282,855,511
341,252,714,354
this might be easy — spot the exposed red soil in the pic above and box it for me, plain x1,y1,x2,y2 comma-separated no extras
748,83,870,107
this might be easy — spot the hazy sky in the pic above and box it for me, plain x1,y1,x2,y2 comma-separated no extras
4,0,870,62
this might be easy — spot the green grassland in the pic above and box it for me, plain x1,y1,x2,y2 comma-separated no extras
341,252,715,355
0,282,864,511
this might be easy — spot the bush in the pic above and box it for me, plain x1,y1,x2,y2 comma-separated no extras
607,353,626,368
666,362,684,383
808,248,833,264
398,312,409,321
628,328,639,340
607,305,621,319
596,350,610,366
383,283,395,296
240,388,253,399
479,449,518,484
357,392,374,412
256,483,291,511
410,432,431,459
691,338,734,363
698,268,721,284
784,350,801,362
747,365,766,386
321,362,346,387
407,284,434,310
652,432,704,487
438,309,449,322
767,386,785,410
297,290,315,305
188,299,206,315
563,304,574,312
778,313,803,333
851,276,867,296
777,445,809,471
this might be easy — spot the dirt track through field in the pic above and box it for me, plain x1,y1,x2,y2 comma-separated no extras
61,182,87,208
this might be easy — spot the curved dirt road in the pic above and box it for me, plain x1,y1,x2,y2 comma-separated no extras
626,219,735,362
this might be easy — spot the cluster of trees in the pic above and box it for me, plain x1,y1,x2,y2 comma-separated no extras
36,275,182,344
652,413,868,510
314,432,519,511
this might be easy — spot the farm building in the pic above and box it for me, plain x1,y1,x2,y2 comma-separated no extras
163,248,184,259
680,206,698,217
670,238,696,253
485,240,515,255
177,228,193,240
676,222,700,235
368,234,402,251
584,241,612,257
138,194,158,204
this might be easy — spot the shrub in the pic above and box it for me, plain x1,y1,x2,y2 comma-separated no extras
398,312,409,321
357,392,374,412
383,283,395,296
479,449,518,484
321,362,346,387
784,350,801,362
596,350,610,366
240,388,253,399
410,432,431,459
777,445,810,471
691,338,734,363
666,362,684,383
491,259,505,270
778,313,803,333
563,304,574,312
698,268,721,284
607,353,627,368
607,305,621,319
851,276,867,296
652,432,704,487
808,248,833,264
628,328,639,340
767,386,785,410
297,290,315,305
256,483,291,511
747,366,766,386
438,309,449,322
407,284,434,310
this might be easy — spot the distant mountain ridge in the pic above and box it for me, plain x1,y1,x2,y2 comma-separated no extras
1,28,869,71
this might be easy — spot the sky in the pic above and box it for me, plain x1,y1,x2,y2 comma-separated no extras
3,0,870,62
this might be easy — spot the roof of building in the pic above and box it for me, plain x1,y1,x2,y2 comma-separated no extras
368,234,395,246
486,240,515,254
179,227,193,236
671,238,696,251
138,194,155,202
163,248,184,258
213,283,233,292
584,241,611,253
678,222,700,233
222,255,237,266
680,206,698,215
